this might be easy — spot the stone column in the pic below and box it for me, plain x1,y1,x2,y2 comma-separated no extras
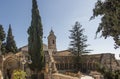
0,70,3,79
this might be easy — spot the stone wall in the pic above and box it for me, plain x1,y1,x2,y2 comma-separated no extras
52,73,79,79
54,53,119,72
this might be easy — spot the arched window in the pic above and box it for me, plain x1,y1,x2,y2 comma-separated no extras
53,40,54,44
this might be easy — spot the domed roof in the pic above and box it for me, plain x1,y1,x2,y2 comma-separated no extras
20,43,48,52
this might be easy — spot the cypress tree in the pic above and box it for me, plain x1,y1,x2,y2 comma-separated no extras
6,24,18,53
28,0,44,78
0,24,6,54
0,24,5,42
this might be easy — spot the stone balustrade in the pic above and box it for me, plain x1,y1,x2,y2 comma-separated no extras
52,73,79,79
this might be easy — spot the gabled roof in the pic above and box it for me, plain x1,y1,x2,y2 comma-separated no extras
19,43,48,52
53,50,74,56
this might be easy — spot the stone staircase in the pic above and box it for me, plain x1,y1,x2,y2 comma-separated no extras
48,50,58,73
46,50,80,79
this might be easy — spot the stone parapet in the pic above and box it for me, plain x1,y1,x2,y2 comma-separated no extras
52,73,79,79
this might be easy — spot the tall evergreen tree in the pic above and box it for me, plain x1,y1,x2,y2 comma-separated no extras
69,21,90,56
28,0,44,78
90,0,120,48
69,22,90,71
0,24,6,54
0,24,5,42
6,24,18,53
1,42,6,54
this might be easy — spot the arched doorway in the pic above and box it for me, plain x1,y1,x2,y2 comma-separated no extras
3,55,18,79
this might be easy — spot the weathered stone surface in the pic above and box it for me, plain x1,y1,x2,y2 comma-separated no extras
52,73,79,79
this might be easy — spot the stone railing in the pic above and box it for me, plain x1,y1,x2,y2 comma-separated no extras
52,73,79,79
47,50,79,79
48,50,58,72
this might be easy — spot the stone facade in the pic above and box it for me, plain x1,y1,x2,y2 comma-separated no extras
47,29,57,51
53,50,120,72
0,52,32,79
19,29,120,73
0,29,120,79
52,73,79,79
1,53,18,79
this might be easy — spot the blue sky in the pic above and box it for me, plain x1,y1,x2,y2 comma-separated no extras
0,0,120,59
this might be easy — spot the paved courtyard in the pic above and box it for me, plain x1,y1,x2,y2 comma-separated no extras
81,75,94,79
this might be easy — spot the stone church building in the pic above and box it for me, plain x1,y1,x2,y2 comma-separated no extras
0,29,120,79
20,29,120,72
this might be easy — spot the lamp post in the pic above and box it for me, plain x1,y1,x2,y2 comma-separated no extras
21,55,32,72
17,54,32,79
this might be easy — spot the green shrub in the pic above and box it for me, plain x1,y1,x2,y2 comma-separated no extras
12,69,27,79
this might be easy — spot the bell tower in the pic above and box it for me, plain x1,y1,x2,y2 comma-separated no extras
48,29,57,51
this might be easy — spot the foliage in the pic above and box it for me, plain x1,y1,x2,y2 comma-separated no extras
28,0,44,78
114,70,120,79
101,69,120,79
90,0,120,48
0,24,5,42
1,43,6,54
96,63,120,79
31,74,38,79
12,69,27,79
0,24,6,54
6,24,18,53
69,21,90,71
69,21,90,56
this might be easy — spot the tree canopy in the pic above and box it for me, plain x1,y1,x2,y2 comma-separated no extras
28,0,44,78
69,21,90,56
0,24,5,42
91,0,120,48
6,24,18,53
0,24,6,54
